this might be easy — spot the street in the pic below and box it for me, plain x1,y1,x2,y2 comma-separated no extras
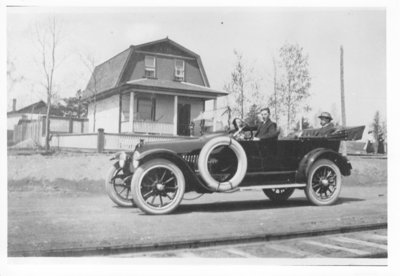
8,184,387,257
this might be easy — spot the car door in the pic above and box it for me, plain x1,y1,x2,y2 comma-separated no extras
257,139,280,171
238,140,263,172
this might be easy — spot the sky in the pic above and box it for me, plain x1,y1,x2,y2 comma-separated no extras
7,6,386,127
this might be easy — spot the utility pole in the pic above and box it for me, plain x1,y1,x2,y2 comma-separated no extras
273,57,278,125
340,46,347,156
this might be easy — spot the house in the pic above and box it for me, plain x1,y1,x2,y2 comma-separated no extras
7,99,47,130
7,99,88,146
82,37,228,136
7,99,47,144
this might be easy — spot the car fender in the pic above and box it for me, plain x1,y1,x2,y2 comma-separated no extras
136,149,212,193
296,148,352,182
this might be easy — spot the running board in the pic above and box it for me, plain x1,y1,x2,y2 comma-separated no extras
239,183,306,191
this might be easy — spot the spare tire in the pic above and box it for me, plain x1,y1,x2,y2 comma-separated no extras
198,136,247,192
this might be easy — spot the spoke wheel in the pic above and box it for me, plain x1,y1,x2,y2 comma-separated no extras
105,164,135,207
263,188,295,201
305,159,342,206
131,159,185,215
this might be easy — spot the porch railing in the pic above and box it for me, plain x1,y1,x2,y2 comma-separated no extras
133,121,174,135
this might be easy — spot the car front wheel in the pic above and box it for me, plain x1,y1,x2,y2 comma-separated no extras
305,159,342,206
263,188,295,202
105,164,135,207
131,159,185,215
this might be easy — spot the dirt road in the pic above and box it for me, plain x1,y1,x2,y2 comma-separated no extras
8,186,386,255
7,152,387,256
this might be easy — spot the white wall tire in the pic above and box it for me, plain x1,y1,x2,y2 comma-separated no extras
105,165,135,207
305,159,342,206
198,136,247,192
131,159,185,215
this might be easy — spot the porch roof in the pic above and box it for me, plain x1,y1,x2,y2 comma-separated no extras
124,79,228,98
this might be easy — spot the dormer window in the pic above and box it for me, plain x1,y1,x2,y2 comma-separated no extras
175,59,185,81
145,56,156,78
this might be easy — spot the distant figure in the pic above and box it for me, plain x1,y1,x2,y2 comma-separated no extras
315,112,336,137
377,132,385,154
364,130,376,153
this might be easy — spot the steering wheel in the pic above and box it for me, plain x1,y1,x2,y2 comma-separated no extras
232,118,253,140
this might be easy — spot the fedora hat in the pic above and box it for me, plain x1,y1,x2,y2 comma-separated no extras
318,112,333,121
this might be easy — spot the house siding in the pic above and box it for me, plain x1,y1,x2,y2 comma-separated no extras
127,53,204,86
88,94,120,133
139,41,193,58
185,59,205,86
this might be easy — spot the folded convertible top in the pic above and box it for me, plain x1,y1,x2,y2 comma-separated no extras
300,125,365,141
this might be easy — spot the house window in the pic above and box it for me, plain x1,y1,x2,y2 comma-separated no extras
144,56,156,78
175,59,185,81
121,93,130,122
137,97,156,121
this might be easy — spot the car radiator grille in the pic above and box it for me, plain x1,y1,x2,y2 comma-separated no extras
180,154,199,171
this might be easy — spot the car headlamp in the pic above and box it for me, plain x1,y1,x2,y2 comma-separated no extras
118,151,127,168
132,150,140,169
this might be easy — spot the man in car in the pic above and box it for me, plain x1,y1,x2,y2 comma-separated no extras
314,112,336,137
252,107,279,140
297,112,336,138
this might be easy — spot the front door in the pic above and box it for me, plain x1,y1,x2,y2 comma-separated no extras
177,103,191,136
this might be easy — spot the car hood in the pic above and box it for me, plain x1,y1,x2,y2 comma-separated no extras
136,132,227,154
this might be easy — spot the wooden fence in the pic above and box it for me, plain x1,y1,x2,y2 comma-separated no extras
50,129,193,152
13,118,43,146
12,116,89,146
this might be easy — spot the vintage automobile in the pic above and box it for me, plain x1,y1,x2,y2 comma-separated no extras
105,118,365,215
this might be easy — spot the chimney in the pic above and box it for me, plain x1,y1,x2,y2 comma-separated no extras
12,99,16,112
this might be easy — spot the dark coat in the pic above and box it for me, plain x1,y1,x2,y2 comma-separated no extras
315,122,336,137
254,119,279,139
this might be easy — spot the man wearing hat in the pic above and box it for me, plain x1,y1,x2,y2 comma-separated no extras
315,112,336,137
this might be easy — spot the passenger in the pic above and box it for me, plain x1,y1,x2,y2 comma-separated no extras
252,107,279,140
314,112,336,137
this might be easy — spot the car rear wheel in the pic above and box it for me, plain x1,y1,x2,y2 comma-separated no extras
263,188,295,201
105,164,135,207
305,159,342,206
131,159,185,215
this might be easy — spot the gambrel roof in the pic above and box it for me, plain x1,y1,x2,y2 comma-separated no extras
83,37,218,100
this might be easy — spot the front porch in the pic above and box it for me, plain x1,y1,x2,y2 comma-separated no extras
86,79,228,136
118,90,205,136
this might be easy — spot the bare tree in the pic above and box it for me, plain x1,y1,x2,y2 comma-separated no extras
80,54,100,132
34,16,63,151
224,50,261,119
276,43,311,133
267,56,284,126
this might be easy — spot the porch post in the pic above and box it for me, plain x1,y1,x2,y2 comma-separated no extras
212,99,217,131
129,91,135,132
173,95,178,135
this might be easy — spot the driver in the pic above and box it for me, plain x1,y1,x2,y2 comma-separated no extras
237,107,278,140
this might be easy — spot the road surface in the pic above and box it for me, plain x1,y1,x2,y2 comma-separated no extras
8,184,387,257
